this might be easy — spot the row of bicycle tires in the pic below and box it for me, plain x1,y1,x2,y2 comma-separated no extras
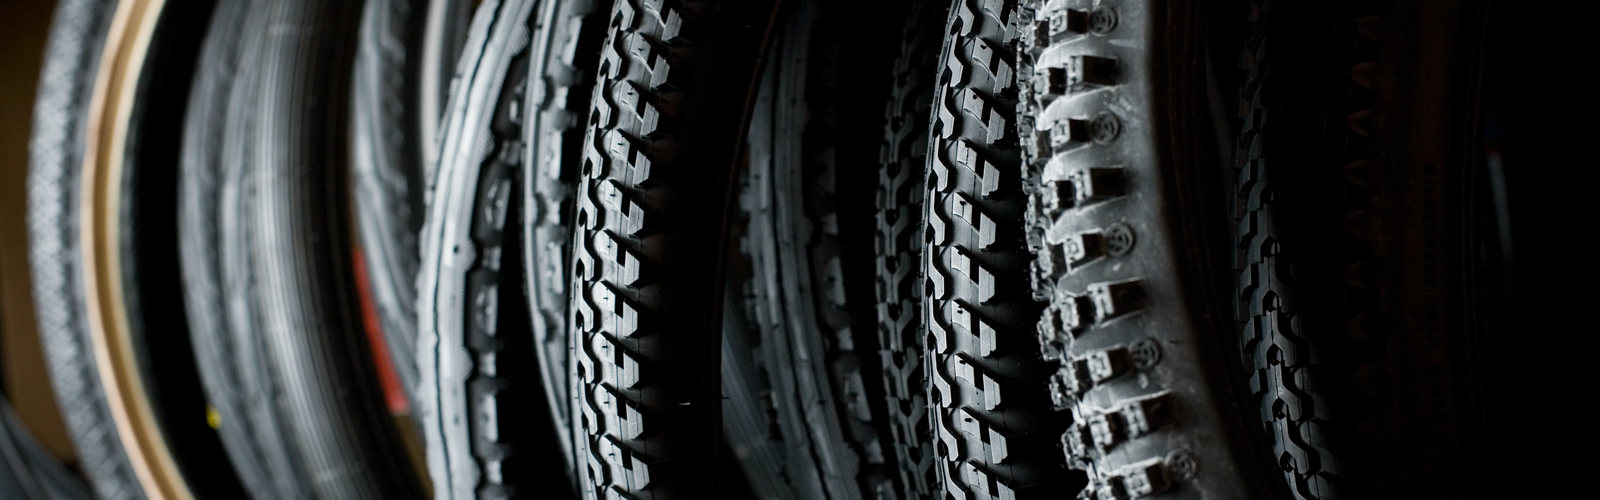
20,0,1505,498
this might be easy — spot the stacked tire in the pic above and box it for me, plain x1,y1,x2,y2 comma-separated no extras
20,0,1519,499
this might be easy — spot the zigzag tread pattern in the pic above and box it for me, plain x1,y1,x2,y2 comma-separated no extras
569,0,696,497
1232,1,1381,498
874,0,942,497
923,1,1071,498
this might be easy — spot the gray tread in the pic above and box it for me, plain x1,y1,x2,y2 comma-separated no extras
923,1,1071,498
872,0,945,497
25,0,142,497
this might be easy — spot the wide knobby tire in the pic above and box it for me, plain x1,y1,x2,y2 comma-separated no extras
925,0,1290,497
415,0,603,497
1232,1,1491,498
565,0,781,497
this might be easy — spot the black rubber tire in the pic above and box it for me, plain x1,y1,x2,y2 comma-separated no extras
902,0,1295,497
180,0,316,497
872,0,946,497
351,0,428,410
414,0,604,498
1016,0,1292,498
918,2,1086,497
725,0,910,497
1231,1,1491,498
564,0,781,497
31,0,251,497
184,0,426,498
24,1,138,498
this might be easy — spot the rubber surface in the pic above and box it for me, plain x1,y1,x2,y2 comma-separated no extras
1231,1,1491,498
1018,0,1290,498
416,0,601,498
734,3,873,496
199,0,426,498
178,0,312,497
352,0,428,409
873,1,944,497
26,0,142,497
566,0,781,497
522,0,609,476
921,1,1076,497
728,0,916,497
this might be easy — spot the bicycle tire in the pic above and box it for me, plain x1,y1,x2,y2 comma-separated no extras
566,0,782,497
1017,0,1292,497
1232,1,1491,497
352,0,428,412
415,0,605,497
25,1,138,497
179,0,318,497
215,0,425,497
729,0,913,497
872,0,945,497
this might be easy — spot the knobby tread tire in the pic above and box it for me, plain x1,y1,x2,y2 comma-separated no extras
1017,0,1289,498
566,0,780,497
417,0,601,498
1231,2,1351,497
25,0,141,498
352,0,427,408
922,1,1076,497
873,1,944,497
1231,1,1491,498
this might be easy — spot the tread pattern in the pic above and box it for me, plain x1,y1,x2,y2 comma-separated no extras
874,0,943,496
352,0,426,407
569,1,691,496
237,1,422,498
178,0,296,496
1020,1,1184,497
217,14,318,498
522,0,608,473
567,0,778,497
1019,1,1278,498
418,0,588,497
1231,2,1379,498
25,0,142,498
922,1,1072,498
732,2,888,496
